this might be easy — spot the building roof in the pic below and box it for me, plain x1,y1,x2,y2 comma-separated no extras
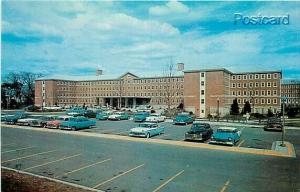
184,68,232,74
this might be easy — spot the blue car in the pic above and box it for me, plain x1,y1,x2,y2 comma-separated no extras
66,107,86,116
133,112,150,122
5,112,28,125
173,114,194,125
60,116,96,131
209,127,241,146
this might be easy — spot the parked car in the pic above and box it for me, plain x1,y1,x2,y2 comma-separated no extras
145,114,166,123
66,107,85,116
173,114,194,125
5,112,28,125
108,112,129,120
209,127,241,146
96,111,111,120
133,112,150,122
16,115,42,126
185,122,213,141
46,115,71,129
83,110,97,118
60,116,96,131
1,113,13,121
29,115,58,127
264,117,283,131
129,122,164,138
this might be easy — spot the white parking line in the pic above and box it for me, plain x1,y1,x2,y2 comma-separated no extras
93,164,145,189
2,146,35,154
23,153,81,171
2,150,57,163
237,140,245,147
220,180,230,192
152,170,184,192
55,158,111,178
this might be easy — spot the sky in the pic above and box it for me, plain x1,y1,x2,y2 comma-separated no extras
2,1,300,80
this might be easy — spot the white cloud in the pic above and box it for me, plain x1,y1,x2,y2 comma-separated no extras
149,0,189,16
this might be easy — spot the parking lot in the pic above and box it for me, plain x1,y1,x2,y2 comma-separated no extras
2,127,299,192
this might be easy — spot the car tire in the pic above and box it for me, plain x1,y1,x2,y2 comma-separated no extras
71,126,76,131
43,124,47,128
146,133,151,138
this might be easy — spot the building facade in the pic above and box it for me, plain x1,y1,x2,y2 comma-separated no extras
35,68,283,117
282,81,300,107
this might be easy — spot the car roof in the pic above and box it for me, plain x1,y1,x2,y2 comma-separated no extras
218,127,237,130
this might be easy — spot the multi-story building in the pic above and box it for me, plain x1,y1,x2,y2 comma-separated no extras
35,68,282,117
281,80,300,107
35,72,184,109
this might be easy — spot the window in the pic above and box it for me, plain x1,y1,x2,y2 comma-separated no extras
267,74,271,79
267,90,271,95
249,82,253,88
261,82,265,87
232,75,236,80
267,82,271,87
255,74,259,79
255,98,259,104
273,82,277,87
201,73,205,77
261,74,265,79
255,82,259,87
238,91,241,96
273,90,277,95
249,74,253,79
238,75,241,80
232,83,236,88
273,98,277,104
267,99,271,104
232,91,236,96
238,83,241,88
261,90,265,96
201,81,204,86
261,99,265,104
243,75,247,80
243,83,247,88
201,90,204,95
255,90,259,96
201,99,204,104
273,73,278,79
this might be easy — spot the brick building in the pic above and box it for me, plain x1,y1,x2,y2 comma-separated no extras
282,80,300,107
35,68,282,117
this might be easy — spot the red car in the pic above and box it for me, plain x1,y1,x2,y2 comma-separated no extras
46,115,71,129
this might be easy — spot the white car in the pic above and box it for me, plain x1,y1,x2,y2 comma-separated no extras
16,116,42,126
145,114,166,123
108,112,129,120
129,123,165,138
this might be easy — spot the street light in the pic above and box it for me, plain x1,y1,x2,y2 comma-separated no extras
217,97,220,122
281,97,287,147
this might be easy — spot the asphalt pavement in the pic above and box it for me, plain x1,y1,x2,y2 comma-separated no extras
1,127,300,192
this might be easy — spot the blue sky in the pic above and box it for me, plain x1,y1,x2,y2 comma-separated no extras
2,1,300,80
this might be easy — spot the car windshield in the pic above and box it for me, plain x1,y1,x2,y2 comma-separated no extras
139,123,156,128
191,124,206,131
177,115,188,118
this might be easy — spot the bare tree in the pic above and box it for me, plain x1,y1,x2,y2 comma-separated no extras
158,61,182,112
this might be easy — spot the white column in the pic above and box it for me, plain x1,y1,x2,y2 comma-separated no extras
125,98,128,107
133,98,137,108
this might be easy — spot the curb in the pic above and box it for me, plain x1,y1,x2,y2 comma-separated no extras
1,124,295,158
1,166,104,192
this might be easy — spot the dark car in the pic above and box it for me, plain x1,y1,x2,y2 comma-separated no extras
264,117,283,131
84,110,97,118
185,122,213,141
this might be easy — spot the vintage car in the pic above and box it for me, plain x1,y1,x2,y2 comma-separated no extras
209,127,241,146
96,111,111,120
5,112,28,124
16,115,43,126
108,112,129,120
185,122,213,141
173,114,194,125
1,113,14,122
29,115,58,127
66,107,86,116
264,117,283,131
129,122,164,138
46,115,71,129
133,112,150,122
145,114,166,123
60,116,96,131
84,110,97,118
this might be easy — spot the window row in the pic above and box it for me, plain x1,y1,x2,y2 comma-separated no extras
231,82,277,88
232,73,278,80
232,90,277,96
237,98,278,105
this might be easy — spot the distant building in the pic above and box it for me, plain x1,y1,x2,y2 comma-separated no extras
281,80,300,107
35,68,283,117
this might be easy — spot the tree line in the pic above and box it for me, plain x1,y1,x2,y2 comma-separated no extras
1,72,43,109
